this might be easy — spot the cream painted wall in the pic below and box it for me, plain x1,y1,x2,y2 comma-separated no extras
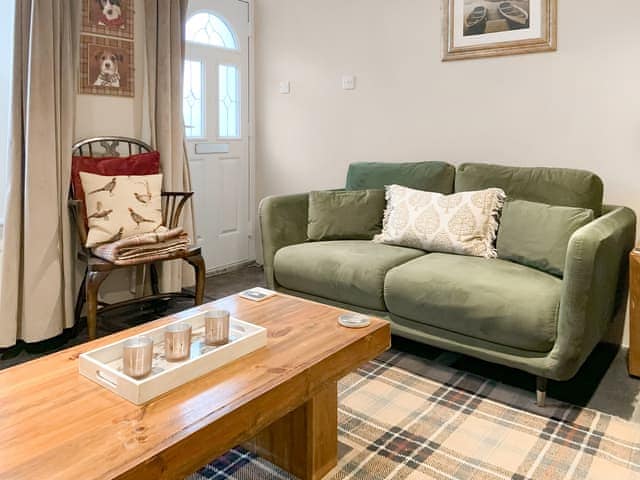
75,0,146,141
254,0,640,344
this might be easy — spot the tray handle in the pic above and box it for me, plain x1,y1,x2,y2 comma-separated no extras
95,369,119,390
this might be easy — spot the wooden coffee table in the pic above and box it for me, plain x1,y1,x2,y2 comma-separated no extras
0,293,390,480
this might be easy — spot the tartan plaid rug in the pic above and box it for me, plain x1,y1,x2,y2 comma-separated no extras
187,349,640,480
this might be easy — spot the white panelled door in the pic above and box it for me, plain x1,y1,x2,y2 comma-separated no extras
184,0,252,273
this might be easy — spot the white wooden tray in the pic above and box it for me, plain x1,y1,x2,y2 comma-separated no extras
78,310,267,405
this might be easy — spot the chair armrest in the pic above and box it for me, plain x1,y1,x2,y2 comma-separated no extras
68,198,88,246
161,191,193,229
549,205,636,380
259,193,309,289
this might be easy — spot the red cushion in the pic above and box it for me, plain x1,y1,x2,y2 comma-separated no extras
71,151,161,224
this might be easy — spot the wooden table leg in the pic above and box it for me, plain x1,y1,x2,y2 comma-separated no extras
248,380,338,480
629,250,640,376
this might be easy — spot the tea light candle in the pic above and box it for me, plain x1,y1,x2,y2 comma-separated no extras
164,323,192,362
122,336,154,379
205,310,230,346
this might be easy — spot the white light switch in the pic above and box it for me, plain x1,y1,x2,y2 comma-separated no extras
279,81,290,94
342,75,356,90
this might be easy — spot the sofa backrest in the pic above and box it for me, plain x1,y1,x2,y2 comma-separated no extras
455,163,604,216
345,161,455,193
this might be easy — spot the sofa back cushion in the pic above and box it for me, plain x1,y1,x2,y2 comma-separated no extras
346,161,455,193
455,163,604,216
307,189,386,241
497,199,594,277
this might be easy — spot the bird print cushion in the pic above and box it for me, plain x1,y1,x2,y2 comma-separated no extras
79,172,163,247
375,184,505,258
71,151,161,226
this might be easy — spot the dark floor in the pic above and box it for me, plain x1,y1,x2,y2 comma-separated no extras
2,263,640,422
0,263,266,370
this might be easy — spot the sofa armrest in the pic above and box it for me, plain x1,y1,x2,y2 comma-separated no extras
549,205,636,380
259,193,309,288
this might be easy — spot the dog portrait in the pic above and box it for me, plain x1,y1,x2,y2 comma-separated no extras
96,0,123,25
82,0,133,39
92,49,123,87
80,35,134,97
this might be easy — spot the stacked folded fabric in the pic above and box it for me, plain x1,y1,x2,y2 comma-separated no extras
92,227,190,265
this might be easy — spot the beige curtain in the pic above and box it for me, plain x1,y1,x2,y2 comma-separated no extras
144,0,195,292
0,1,80,347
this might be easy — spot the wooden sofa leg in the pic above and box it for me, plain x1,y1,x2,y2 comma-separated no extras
186,254,206,305
86,271,110,340
536,376,548,407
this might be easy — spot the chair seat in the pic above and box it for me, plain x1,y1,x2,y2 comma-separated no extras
83,245,202,271
384,253,562,352
274,241,424,310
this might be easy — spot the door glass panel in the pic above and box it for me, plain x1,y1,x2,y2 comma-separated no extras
183,60,204,138
186,12,238,49
218,64,240,138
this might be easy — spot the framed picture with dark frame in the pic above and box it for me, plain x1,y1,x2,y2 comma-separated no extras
79,34,134,97
442,0,557,61
82,0,134,40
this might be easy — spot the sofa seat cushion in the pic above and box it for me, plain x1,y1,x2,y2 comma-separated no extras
384,253,562,352
274,241,424,310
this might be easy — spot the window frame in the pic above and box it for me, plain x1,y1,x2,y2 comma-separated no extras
217,63,241,140
184,10,240,51
183,58,207,140
184,9,243,142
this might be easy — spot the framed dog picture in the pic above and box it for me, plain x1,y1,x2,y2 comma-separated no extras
79,35,134,97
442,0,557,61
83,0,134,39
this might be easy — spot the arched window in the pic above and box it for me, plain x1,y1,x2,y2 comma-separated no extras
185,12,238,49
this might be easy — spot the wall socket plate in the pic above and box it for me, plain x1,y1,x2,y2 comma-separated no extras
342,75,356,90
279,81,290,94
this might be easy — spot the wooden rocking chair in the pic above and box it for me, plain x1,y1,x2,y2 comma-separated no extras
69,136,206,339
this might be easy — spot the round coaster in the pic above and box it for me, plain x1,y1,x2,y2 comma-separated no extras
338,313,371,329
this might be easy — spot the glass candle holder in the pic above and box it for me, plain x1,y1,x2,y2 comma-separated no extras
164,323,192,362
122,336,154,379
205,310,230,346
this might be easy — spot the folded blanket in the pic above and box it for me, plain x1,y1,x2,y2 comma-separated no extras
92,226,190,265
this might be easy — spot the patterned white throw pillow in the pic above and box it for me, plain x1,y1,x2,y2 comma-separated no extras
80,172,164,247
376,185,506,258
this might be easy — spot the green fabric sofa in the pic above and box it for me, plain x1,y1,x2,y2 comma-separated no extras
259,162,636,403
